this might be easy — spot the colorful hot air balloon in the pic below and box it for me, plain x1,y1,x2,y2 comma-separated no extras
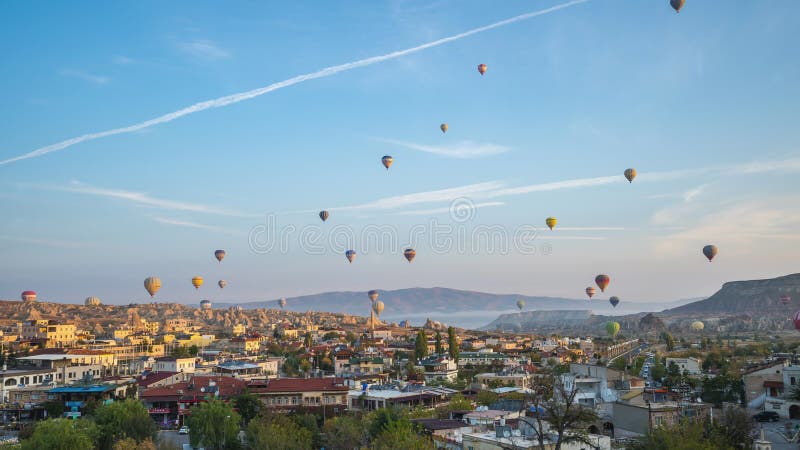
21,291,37,302
144,277,161,298
516,299,526,311
192,276,204,290
218,280,227,289
670,0,685,13
279,298,287,309
368,290,379,302
624,168,637,183
381,155,393,170
585,287,596,299
606,321,620,338
609,296,620,308
477,63,487,75
595,275,610,292
702,245,718,262
319,210,329,222
372,300,385,317
214,250,226,262
403,248,416,263
85,296,101,306
545,217,557,230
200,299,212,310
691,321,704,331
780,295,792,305
794,311,800,331
345,250,356,263
440,123,448,133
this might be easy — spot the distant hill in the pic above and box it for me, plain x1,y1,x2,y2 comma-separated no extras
662,273,800,317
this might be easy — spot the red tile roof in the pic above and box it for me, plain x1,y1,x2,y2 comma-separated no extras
137,371,179,387
140,375,248,401
249,378,349,394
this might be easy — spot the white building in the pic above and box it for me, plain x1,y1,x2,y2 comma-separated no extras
154,356,195,374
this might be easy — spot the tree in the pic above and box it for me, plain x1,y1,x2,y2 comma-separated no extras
304,332,313,349
112,438,157,450
447,327,459,362
414,330,428,361
661,332,675,351
367,406,407,439
245,414,312,450
43,400,65,418
21,419,98,450
434,331,443,356
188,399,241,450
527,376,600,450
95,399,157,450
476,390,498,406
323,416,366,450
233,392,261,426
444,393,472,412
372,420,434,450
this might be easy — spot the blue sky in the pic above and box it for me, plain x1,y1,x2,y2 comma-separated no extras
1,0,799,307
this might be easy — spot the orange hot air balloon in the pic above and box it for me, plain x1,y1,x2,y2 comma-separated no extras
585,287,596,299
670,0,685,13
624,168,637,183
440,123,448,133
144,277,161,298
403,248,416,263
192,276,204,290
214,250,226,262
477,64,487,75
595,274,610,292
702,245,718,262
381,155,393,170
345,250,356,263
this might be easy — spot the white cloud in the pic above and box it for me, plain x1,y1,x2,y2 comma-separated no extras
58,69,109,85
0,235,90,249
152,217,242,235
378,138,509,158
333,181,506,212
485,175,621,197
391,202,505,216
176,39,231,61
112,55,133,65
682,183,709,203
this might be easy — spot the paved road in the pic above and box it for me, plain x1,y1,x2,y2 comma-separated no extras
756,420,800,450
157,430,190,450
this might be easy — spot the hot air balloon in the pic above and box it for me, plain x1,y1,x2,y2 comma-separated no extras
319,210,329,222
702,245,718,262
200,300,212,310
403,248,416,263
516,299,525,311
780,295,792,305
85,296,102,306
586,287,596,299
381,155,393,170
477,63,487,75
372,300,385,317
345,250,356,263
624,168,637,183
606,321,620,338
545,217,557,230
595,275,610,292
279,298,287,309
368,290,379,302
609,296,620,308
794,311,800,331
21,291,37,302
691,321,704,331
218,280,227,289
214,250,226,262
440,123,448,133
144,277,161,298
670,0,685,13
192,276,204,290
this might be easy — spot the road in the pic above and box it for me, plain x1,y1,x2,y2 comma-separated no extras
157,430,190,450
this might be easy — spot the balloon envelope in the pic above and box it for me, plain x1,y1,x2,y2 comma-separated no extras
381,155,393,170
440,123,448,133
691,321,704,331
346,250,356,263
609,296,620,308
214,250,226,262
595,275,610,292
144,277,161,298
477,63,487,75
279,298,287,309
585,287,596,299
703,245,718,262
404,248,416,263
368,290,379,302
545,217,557,230
372,300,385,316
606,321,621,338
319,210,329,222
624,168,637,183
781,295,792,305
85,296,101,306
192,276,204,289
21,291,37,302
218,280,227,289
517,299,526,311
670,0,685,13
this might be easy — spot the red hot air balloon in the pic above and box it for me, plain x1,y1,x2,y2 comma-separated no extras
214,250,226,262
780,295,791,305
595,275,610,292
21,291,37,302
585,287,596,299
403,248,416,263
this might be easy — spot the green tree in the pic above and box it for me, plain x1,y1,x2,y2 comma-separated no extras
661,332,675,351
367,406,407,439
233,392,261,426
112,438,156,450
245,414,312,450
373,420,434,450
476,390,498,406
21,419,98,450
188,399,241,450
434,331,443,355
323,416,366,450
322,331,340,341
528,376,600,450
447,327,459,362
188,345,199,356
304,332,313,349
610,357,627,372
414,330,428,361
43,400,65,418
95,399,157,450
445,393,472,411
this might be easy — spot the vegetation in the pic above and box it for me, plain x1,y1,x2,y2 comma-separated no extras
94,399,157,450
21,418,98,450
629,407,754,450
245,414,313,450
188,399,242,450
447,326,460,362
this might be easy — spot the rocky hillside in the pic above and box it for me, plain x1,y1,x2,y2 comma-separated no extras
663,273,800,316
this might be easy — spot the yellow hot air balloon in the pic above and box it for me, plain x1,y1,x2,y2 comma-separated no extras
624,168,637,183
440,123,448,133
144,277,161,298
606,321,620,338
691,321,704,331
191,276,204,290
545,217,557,230
372,300,385,317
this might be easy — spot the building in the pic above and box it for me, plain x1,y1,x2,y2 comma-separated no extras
613,389,711,435
336,357,385,377
154,356,196,374
249,378,349,415
475,373,534,389
761,365,800,419
458,351,515,368
230,337,260,355
666,357,702,375
420,356,458,383
20,320,76,348
744,361,788,407
140,376,248,427
461,429,611,450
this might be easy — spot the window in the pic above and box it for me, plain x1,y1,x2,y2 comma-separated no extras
792,377,797,386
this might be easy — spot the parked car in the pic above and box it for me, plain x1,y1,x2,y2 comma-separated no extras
179,426,190,435
752,411,780,422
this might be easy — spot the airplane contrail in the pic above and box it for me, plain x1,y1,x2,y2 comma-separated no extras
0,0,588,166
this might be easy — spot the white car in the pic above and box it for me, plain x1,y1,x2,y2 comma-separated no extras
179,426,189,435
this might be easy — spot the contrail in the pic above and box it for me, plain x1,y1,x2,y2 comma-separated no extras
0,0,587,166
